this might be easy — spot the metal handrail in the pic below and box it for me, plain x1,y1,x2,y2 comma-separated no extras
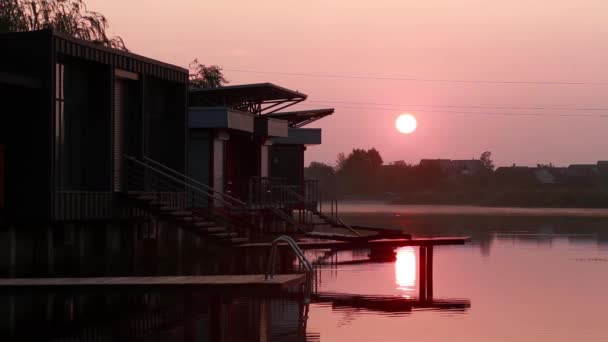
142,156,246,206
274,184,361,237
265,236,313,303
124,155,255,236
125,155,242,209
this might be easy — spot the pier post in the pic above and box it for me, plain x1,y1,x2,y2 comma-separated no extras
426,245,433,300
419,246,427,300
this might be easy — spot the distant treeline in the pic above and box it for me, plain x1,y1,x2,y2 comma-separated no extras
305,149,608,207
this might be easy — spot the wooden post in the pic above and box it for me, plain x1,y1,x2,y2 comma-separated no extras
419,246,427,301
426,245,433,300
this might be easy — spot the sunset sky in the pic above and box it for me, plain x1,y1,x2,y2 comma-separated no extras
88,0,608,167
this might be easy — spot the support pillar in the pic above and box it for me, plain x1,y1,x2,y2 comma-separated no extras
419,246,427,300
426,245,434,299
213,130,230,207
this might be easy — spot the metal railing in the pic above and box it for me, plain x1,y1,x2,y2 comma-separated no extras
123,155,253,237
265,235,313,303
273,184,361,237
142,156,246,207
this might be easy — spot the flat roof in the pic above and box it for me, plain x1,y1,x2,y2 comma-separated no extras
266,108,334,127
190,83,307,114
0,30,188,83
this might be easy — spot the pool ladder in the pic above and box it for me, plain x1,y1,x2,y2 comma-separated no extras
265,235,313,304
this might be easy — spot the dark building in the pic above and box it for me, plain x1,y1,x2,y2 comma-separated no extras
188,83,301,201
0,30,192,278
267,108,333,194
0,29,188,224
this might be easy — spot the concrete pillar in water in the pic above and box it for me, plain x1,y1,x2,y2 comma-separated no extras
419,246,427,301
426,245,434,300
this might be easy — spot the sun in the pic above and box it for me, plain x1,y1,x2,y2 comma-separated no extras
396,114,417,134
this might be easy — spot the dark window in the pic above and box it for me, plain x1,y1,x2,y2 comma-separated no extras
0,144,5,208
55,61,111,191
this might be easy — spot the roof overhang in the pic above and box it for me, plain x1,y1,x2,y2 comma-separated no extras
272,128,322,145
265,108,334,128
189,83,307,115
255,116,288,138
189,107,254,132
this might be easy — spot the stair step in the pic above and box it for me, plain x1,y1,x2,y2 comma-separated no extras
229,237,249,244
191,221,218,228
195,227,226,233
165,211,192,217
210,232,238,239
159,206,181,212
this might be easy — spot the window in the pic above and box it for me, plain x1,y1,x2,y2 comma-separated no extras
0,145,5,209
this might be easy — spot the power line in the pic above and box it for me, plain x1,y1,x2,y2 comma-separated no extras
225,68,608,86
297,103,608,118
307,100,608,112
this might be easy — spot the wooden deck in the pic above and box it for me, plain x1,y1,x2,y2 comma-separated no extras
0,274,306,292
238,237,470,250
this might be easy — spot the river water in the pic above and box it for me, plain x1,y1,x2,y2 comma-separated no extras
3,204,608,341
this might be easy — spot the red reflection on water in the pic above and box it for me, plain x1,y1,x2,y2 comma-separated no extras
395,247,416,298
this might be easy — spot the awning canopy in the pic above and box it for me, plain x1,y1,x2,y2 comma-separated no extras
189,107,255,132
265,108,334,128
272,128,322,145
189,83,307,115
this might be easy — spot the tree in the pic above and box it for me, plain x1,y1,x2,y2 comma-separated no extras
304,162,337,194
336,148,384,197
189,59,229,89
480,151,494,172
0,0,127,50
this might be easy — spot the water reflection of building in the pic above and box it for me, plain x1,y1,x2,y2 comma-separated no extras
0,290,309,342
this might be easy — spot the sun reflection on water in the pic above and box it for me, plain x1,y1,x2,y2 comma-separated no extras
395,247,417,298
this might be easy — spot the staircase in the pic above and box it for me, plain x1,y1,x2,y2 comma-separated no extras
269,184,362,237
123,155,251,245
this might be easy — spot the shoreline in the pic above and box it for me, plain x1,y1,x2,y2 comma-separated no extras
336,201,608,217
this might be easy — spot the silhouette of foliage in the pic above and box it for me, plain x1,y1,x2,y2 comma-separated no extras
480,151,494,172
0,0,127,50
189,59,229,89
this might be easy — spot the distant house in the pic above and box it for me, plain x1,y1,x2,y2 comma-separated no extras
534,168,557,185
419,159,453,173
565,164,600,186
494,166,539,188
596,161,608,179
451,160,483,176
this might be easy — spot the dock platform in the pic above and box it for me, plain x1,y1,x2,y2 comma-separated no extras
238,237,470,250
0,274,306,292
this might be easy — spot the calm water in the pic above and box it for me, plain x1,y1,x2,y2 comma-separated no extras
4,204,608,341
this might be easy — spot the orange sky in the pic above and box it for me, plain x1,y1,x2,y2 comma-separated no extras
87,0,608,167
